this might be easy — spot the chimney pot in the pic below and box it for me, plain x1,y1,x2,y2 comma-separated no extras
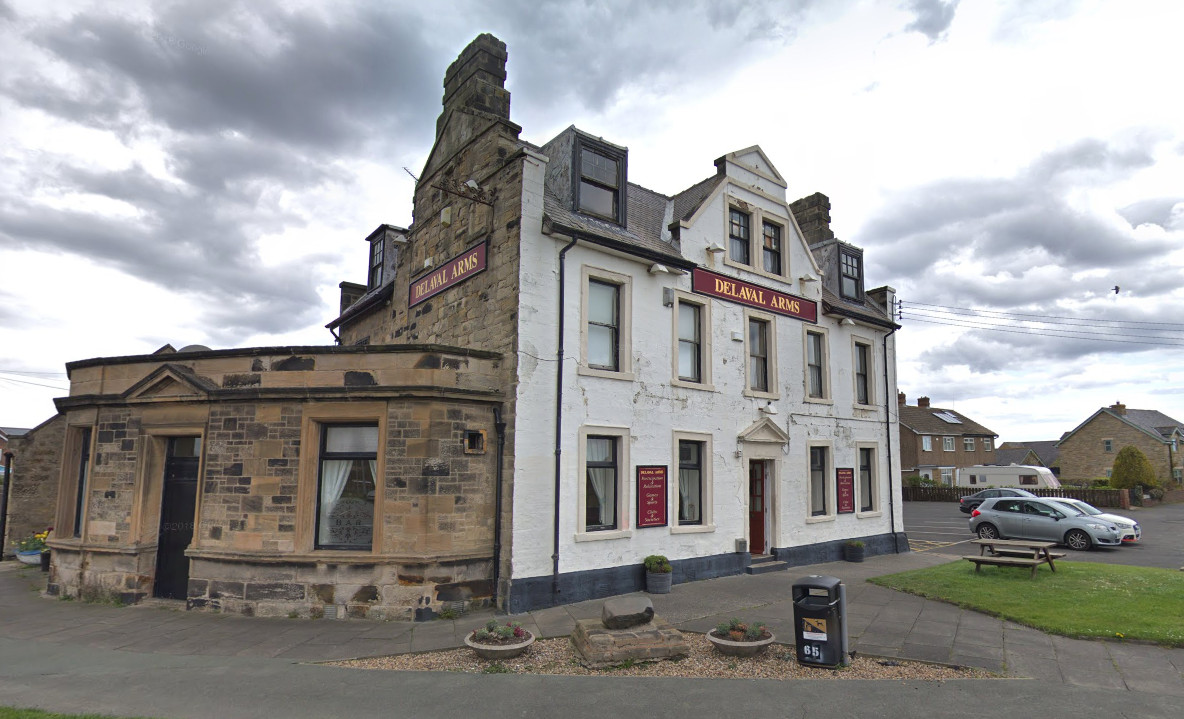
898,392,907,406
918,396,930,408
1110,402,1126,415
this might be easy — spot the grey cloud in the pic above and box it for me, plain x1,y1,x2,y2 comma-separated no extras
468,0,821,116
18,4,440,153
861,137,1175,283
902,0,961,41
1118,197,1184,229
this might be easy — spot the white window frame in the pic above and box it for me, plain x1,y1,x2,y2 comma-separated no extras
983,437,993,451
963,437,975,452
579,266,634,381
803,325,832,404
851,336,875,408
671,291,714,390
922,435,932,452
575,425,632,542
722,197,793,283
671,430,715,533
940,468,954,486
806,441,835,523
743,308,779,400
942,436,955,452
1103,438,1113,453
856,443,881,517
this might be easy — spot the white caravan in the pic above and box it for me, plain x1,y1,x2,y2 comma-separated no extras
956,465,1062,489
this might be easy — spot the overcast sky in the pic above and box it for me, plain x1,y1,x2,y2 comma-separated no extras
2,0,1182,446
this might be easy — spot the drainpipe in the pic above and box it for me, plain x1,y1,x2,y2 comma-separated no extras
491,406,506,608
0,452,12,560
883,328,899,552
552,237,578,599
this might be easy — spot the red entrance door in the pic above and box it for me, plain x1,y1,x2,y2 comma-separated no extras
749,461,766,554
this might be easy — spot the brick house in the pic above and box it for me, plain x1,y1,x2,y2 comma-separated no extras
897,394,997,485
45,34,904,617
1056,403,1183,485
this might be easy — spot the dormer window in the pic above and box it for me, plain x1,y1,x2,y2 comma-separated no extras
368,236,384,289
575,139,627,225
840,249,862,300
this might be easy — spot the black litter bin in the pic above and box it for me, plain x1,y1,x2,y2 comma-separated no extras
792,574,846,667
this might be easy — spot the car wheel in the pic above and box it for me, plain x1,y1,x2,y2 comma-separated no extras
1065,529,1091,551
976,523,999,540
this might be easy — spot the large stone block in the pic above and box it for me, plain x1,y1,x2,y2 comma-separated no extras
602,597,654,629
570,616,690,668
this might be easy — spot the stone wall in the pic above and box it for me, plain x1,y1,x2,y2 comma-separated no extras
1058,412,1178,484
3,415,63,556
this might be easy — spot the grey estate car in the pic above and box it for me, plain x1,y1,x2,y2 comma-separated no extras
969,497,1122,550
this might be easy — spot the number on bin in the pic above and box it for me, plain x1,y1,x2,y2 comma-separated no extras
802,644,822,660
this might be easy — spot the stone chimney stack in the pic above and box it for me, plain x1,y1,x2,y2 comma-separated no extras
789,192,835,245
1110,402,1127,415
898,392,907,406
918,396,930,408
436,34,510,137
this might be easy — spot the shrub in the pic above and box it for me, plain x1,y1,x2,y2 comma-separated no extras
643,554,672,573
1110,446,1158,489
904,474,934,488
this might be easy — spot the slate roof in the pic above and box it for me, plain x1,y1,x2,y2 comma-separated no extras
993,448,1038,466
821,287,896,328
1059,407,1184,446
542,184,690,267
898,405,998,437
671,173,723,224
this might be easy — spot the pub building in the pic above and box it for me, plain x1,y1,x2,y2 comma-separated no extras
45,35,904,619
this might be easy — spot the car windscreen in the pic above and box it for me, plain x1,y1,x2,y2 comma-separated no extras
1050,500,1086,516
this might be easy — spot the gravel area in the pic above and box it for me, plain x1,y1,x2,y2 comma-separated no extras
331,635,992,681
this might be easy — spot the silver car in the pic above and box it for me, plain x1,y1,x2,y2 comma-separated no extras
1048,498,1141,543
969,496,1122,550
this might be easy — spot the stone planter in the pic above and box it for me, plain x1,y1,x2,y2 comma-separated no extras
16,550,42,566
843,544,865,562
706,631,776,657
645,570,672,594
464,632,535,660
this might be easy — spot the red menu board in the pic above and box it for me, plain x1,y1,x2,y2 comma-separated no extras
636,466,668,528
836,468,855,514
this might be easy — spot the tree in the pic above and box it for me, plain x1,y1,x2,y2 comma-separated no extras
1110,445,1157,489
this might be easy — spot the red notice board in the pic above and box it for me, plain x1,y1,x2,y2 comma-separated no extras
837,468,855,514
636,466,668,528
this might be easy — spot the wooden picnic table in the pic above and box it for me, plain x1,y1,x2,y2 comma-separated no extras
963,539,1065,578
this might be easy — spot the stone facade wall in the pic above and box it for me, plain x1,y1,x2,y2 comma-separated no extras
1058,412,1178,484
3,415,64,556
49,345,503,617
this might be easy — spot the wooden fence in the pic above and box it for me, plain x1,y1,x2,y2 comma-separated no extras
902,485,1129,509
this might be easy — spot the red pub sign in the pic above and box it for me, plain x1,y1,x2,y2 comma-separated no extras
636,465,668,528
692,268,817,323
409,242,487,307
836,468,855,514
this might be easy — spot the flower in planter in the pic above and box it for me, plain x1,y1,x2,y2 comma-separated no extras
16,527,53,553
471,620,530,645
643,555,672,573
712,617,769,642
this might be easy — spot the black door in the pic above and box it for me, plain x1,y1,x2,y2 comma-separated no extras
154,437,201,599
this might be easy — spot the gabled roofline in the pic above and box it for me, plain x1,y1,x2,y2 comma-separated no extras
715,145,786,187
1056,407,1175,447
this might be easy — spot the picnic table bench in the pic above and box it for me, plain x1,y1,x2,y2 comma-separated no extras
962,539,1064,578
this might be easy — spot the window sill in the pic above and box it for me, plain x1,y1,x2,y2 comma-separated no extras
670,523,715,534
803,397,833,406
853,403,877,411
742,388,781,401
574,529,633,542
855,510,882,519
671,379,716,392
805,514,835,524
578,365,636,382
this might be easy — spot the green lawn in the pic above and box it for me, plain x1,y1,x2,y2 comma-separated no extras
869,560,1184,646
0,709,157,719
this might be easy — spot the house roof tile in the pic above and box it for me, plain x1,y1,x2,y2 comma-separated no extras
898,405,998,437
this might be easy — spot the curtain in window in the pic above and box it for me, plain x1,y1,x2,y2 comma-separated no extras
678,468,700,522
587,467,615,526
318,459,353,543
